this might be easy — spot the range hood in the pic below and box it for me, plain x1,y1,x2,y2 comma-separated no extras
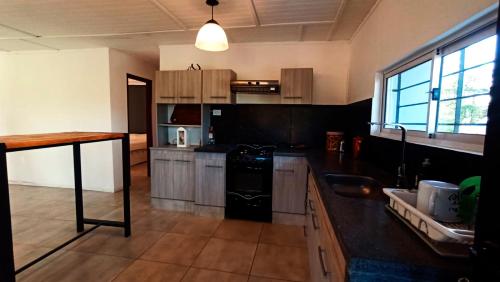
230,80,280,95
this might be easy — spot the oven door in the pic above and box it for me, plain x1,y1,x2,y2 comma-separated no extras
227,161,272,195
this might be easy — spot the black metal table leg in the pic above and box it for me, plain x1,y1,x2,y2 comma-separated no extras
73,143,84,232
122,134,131,237
0,143,15,281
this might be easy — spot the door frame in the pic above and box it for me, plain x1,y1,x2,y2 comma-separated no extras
126,73,153,177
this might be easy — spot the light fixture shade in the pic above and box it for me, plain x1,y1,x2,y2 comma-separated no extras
195,20,228,52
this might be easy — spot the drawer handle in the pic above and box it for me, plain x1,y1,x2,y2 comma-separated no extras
160,96,175,98
309,199,315,211
174,159,191,163
318,246,329,277
284,96,303,99
275,169,294,173
178,96,195,99
210,96,227,98
156,159,170,162
206,165,223,168
312,213,320,230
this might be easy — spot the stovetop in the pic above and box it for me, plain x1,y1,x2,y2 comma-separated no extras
233,144,276,157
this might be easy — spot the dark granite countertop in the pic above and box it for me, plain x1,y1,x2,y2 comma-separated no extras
304,149,471,281
194,144,236,154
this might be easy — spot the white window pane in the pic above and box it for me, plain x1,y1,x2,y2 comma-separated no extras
464,35,497,69
459,95,490,124
463,63,494,97
442,51,461,76
406,124,427,131
399,104,428,127
438,99,457,125
438,125,454,133
400,61,432,88
458,125,486,135
400,82,430,106
440,74,459,100
385,75,399,125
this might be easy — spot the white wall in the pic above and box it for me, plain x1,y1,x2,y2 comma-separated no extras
348,0,498,103
0,49,115,191
159,41,351,105
108,49,156,188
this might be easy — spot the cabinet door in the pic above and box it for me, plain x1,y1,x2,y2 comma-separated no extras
177,70,202,104
280,68,313,104
202,70,236,104
171,152,195,201
195,153,226,206
155,71,177,104
272,156,307,214
151,150,173,198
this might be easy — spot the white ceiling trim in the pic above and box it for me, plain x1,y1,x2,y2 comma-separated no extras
0,23,40,38
19,39,59,50
326,0,346,41
248,0,261,26
149,0,187,30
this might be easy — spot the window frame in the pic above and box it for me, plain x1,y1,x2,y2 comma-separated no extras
375,20,496,153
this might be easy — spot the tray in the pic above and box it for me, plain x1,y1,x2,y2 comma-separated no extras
383,188,474,244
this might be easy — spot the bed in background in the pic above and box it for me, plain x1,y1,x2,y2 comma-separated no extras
130,133,148,166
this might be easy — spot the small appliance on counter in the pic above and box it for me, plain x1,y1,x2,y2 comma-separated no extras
226,144,276,222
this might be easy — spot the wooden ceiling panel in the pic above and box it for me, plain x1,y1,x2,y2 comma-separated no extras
253,0,341,25
0,0,181,36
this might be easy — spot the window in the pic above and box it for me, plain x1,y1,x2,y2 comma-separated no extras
381,23,497,143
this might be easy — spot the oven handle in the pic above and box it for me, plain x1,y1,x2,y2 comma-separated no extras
227,191,270,200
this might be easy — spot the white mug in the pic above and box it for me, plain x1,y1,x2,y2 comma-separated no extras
416,180,460,223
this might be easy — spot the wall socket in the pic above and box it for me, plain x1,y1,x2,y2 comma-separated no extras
212,109,222,116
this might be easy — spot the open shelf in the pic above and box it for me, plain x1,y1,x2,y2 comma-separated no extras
158,123,201,128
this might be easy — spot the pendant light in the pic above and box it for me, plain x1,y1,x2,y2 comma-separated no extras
195,0,228,52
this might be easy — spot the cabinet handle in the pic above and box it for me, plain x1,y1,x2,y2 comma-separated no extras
318,246,329,277
309,199,315,211
312,213,320,230
160,96,175,98
174,159,191,163
283,96,303,99
206,165,223,168
275,169,294,173
178,96,195,99
156,159,171,162
210,96,227,98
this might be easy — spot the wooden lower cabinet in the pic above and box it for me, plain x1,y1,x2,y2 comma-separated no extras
306,171,346,282
151,148,195,201
195,152,226,207
273,156,307,214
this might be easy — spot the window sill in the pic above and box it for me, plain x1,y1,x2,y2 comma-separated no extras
371,130,484,156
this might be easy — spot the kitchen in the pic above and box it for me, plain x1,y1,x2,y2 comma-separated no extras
1,0,499,281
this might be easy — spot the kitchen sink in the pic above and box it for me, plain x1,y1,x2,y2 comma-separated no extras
324,174,381,199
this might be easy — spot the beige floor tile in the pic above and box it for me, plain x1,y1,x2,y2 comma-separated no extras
13,218,79,248
141,233,208,266
170,215,221,237
13,243,52,269
193,238,256,274
260,224,306,247
248,276,291,282
214,220,263,243
251,244,309,282
133,209,182,232
113,259,188,282
18,251,132,282
71,227,164,258
181,268,248,282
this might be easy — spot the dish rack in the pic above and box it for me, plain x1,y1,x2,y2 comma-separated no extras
383,188,475,258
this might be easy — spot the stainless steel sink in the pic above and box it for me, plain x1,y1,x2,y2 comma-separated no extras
324,174,381,199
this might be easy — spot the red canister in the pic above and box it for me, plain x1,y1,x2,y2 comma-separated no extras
326,132,344,152
353,136,363,158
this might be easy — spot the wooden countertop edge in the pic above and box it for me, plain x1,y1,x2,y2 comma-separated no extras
0,132,125,150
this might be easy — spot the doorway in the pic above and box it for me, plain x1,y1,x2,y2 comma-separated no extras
126,74,153,180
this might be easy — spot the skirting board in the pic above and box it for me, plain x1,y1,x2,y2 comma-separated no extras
273,212,305,226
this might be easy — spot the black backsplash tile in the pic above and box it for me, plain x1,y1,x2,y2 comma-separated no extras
210,99,483,185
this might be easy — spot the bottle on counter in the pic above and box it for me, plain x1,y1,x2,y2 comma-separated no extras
208,126,215,145
415,158,432,188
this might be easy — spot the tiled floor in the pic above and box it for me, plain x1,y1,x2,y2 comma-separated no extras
10,163,310,282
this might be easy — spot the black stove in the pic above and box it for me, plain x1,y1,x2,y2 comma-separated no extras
226,144,276,222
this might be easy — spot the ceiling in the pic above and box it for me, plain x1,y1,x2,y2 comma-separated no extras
0,0,377,64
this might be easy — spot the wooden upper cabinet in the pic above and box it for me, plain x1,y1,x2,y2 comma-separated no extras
202,69,236,104
177,70,202,104
155,70,202,104
280,68,313,104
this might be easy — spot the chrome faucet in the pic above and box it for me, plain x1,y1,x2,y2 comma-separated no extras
368,122,408,189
